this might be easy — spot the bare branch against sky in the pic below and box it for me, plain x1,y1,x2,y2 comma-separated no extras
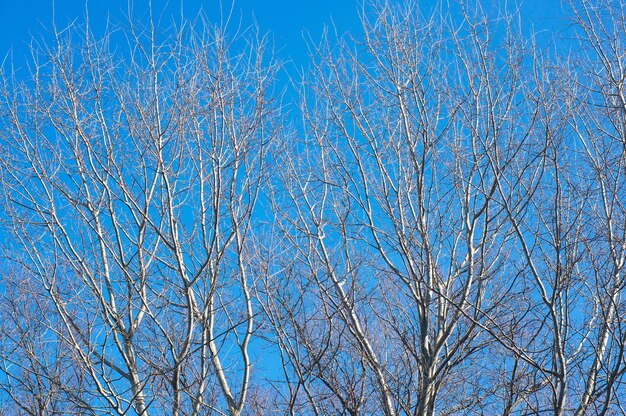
0,1,625,415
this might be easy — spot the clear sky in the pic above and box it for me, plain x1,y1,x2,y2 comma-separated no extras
0,0,361,71
0,0,568,73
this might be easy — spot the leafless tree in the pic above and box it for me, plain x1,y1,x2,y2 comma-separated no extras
260,1,626,415
2,1,626,415
0,8,279,416
262,3,533,415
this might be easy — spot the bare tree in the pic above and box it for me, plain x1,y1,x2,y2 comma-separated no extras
2,1,626,415
476,1,626,413
0,8,279,415
262,3,537,415
260,1,626,415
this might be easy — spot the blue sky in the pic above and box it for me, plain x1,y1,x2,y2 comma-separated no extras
1,0,568,72
0,0,360,71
